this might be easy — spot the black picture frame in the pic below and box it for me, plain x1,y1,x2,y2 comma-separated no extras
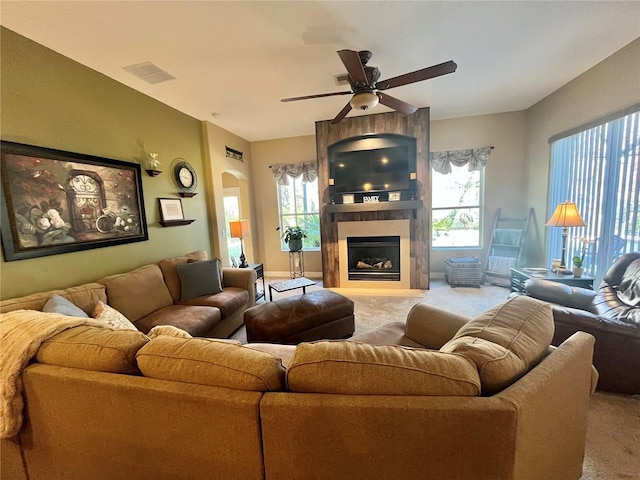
0,141,148,261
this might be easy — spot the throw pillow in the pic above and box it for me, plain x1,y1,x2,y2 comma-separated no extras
177,258,224,302
440,295,554,395
42,294,88,318
92,301,138,331
617,258,640,307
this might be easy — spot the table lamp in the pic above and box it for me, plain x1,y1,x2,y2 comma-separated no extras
229,220,250,268
545,201,585,270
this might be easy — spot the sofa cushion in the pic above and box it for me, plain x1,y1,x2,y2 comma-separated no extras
92,301,138,331
158,250,209,303
287,341,480,396
133,305,221,336
440,296,554,395
181,287,250,319
147,325,193,339
177,258,224,301
36,325,149,374
136,336,286,391
0,283,107,314
617,258,640,307
98,264,174,322
42,294,88,318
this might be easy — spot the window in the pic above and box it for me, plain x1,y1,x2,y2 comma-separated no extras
223,188,241,265
431,166,483,248
277,176,320,250
548,107,639,283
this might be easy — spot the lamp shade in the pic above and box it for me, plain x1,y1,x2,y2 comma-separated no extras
229,220,250,238
545,202,585,228
350,92,379,111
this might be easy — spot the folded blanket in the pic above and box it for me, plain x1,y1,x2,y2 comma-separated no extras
0,310,105,438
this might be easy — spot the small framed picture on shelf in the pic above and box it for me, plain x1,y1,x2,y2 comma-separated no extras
342,194,355,204
388,191,401,201
158,198,185,222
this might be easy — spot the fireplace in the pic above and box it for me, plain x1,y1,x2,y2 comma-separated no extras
338,219,411,289
347,236,400,281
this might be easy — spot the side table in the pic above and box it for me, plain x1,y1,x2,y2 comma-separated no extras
510,267,594,294
268,277,316,302
249,263,265,302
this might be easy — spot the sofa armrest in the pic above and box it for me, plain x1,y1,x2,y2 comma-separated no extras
404,303,469,350
524,279,596,311
222,268,257,305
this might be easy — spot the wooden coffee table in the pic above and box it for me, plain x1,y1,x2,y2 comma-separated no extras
268,277,316,301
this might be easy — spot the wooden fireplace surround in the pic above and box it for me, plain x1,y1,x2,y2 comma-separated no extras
316,108,431,289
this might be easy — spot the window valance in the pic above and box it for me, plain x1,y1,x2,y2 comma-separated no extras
270,162,318,185
429,147,493,175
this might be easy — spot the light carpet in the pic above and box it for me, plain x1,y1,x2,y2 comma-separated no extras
235,278,640,479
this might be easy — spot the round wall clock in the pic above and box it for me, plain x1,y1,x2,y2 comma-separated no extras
172,159,197,195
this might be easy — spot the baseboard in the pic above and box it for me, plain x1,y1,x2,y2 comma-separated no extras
264,271,324,280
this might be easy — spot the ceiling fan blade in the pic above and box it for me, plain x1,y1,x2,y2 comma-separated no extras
377,92,418,115
281,91,352,102
330,102,353,124
376,60,457,90
337,49,368,85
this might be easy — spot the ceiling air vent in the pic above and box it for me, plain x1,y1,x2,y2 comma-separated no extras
123,62,176,84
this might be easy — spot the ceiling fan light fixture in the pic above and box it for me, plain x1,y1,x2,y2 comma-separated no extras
350,92,379,111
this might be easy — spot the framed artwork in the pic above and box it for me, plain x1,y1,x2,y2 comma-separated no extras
158,198,185,222
0,141,148,261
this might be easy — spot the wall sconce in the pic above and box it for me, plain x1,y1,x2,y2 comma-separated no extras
229,220,250,268
546,201,585,270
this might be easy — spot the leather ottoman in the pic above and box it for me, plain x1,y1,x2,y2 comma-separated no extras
244,290,355,344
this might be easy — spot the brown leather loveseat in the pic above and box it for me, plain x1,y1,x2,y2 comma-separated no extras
524,252,640,394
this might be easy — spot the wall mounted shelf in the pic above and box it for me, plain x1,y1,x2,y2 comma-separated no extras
178,192,197,198
159,219,195,227
145,169,162,177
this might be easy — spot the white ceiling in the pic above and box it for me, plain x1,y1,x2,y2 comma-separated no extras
1,1,639,142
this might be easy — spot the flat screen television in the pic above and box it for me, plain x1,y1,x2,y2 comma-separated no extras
329,134,416,196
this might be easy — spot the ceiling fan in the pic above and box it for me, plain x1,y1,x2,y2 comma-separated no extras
281,49,457,124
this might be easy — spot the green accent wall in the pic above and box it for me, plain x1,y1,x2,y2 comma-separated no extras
1,28,212,299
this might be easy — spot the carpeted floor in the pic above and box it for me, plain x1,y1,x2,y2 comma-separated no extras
235,277,640,479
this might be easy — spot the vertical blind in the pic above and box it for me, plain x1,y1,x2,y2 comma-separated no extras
548,106,640,283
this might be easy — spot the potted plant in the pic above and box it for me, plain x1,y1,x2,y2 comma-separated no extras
277,225,306,252
572,256,584,278
572,237,593,278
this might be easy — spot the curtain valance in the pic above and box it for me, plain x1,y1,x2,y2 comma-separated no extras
270,162,318,185
429,147,493,174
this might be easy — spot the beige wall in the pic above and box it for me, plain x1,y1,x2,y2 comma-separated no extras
429,111,527,273
201,121,254,267
250,135,322,276
524,38,640,264
1,28,210,299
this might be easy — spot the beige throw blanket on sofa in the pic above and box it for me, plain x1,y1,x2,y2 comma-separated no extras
0,310,105,438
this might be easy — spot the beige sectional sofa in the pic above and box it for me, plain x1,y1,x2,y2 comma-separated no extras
0,250,256,338
0,295,596,480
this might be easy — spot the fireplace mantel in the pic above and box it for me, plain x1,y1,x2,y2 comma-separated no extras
324,200,422,220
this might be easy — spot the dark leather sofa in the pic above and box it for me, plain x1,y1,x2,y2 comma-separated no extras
523,252,640,394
